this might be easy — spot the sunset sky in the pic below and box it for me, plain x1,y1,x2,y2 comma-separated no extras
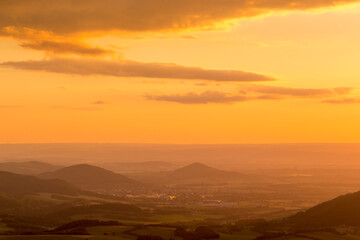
1,0,360,144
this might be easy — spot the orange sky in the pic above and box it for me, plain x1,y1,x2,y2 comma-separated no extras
1,0,360,144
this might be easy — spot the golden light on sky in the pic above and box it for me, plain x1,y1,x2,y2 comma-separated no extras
1,0,360,144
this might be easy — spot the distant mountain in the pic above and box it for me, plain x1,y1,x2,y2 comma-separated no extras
0,171,80,195
0,161,61,175
287,191,360,227
165,162,244,184
39,164,143,192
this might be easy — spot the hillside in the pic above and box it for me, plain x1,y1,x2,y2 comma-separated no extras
0,161,61,175
165,162,244,184
51,202,146,220
101,161,178,173
287,191,360,227
0,171,80,196
39,164,143,192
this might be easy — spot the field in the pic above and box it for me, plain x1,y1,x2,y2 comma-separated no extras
0,222,11,234
3,229,360,240
0,236,88,240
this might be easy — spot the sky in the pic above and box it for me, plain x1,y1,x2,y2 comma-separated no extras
1,0,360,144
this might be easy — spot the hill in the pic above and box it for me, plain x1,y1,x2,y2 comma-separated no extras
0,161,61,175
165,162,244,184
0,171,80,196
101,161,178,173
287,190,360,227
39,164,143,193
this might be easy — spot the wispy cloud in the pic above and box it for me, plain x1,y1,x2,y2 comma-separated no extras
0,105,22,108
92,101,106,105
145,91,279,104
1,58,274,82
51,106,102,111
0,26,115,56
242,85,354,97
146,84,358,104
182,35,198,40
323,98,360,104
20,41,113,56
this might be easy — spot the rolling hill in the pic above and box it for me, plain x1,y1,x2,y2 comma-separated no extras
0,171,80,195
39,164,143,192
0,170,138,220
287,190,360,227
100,161,178,173
0,161,61,175
164,162,244,184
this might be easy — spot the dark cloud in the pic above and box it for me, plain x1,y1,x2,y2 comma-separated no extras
1,58,274,82
0,0,358,36
20,41,113,56
323,98,360,104
243,85,354,97
145,91,278,104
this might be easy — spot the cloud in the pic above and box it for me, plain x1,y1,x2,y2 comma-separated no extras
0,27,114,56
145,84,357,104
243,85,354,97
182,35,198,40
194,83,208,86
20,41,113,56
0,105,22,108
92,101,106,105
323,98,360,104
51,106,101,111
1,58,274,82
0,0,358,36
145,91,279,104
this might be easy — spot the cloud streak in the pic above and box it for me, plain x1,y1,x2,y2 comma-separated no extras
243,85,354,97
323,98,360,104
1,58,274,82
146,85,357,104
20,41,113,56
0,105,22,108
0,27,114,56
51,106,102,111
92,101,107,105
0,0,359,36
145,91,279,104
